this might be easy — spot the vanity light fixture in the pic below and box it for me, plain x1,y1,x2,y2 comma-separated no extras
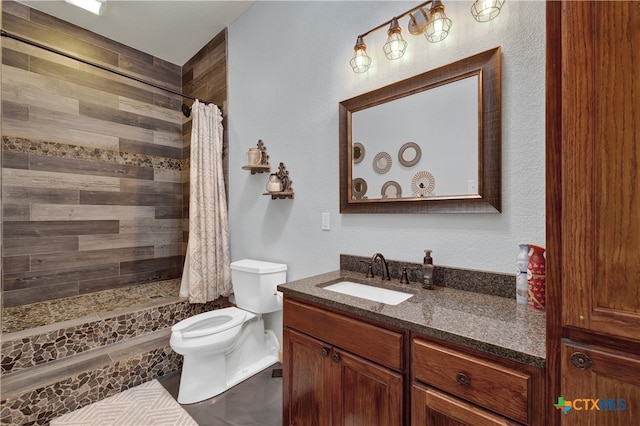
65,0,105,15
350,0,504,73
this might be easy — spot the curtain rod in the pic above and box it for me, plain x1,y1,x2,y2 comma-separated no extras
0,29,213,117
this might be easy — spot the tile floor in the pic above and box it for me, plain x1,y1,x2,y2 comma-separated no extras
159,364,283,426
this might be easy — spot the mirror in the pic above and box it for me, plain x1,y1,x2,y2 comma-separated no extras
339,47,501,213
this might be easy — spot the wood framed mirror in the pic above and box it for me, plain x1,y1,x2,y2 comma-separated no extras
339,47,501,213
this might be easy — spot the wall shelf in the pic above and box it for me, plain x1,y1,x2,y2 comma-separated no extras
242,139,270,174
263,190,295,200
242,164,271,174
262,162,294,199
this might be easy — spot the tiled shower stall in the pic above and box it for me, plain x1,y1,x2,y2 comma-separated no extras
1,1,229,423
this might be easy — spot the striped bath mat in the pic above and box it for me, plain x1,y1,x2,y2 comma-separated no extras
50,379,198,426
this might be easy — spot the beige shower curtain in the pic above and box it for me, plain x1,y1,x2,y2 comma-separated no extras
181,100,232,303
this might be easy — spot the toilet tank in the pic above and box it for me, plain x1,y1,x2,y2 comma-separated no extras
230,259,287,314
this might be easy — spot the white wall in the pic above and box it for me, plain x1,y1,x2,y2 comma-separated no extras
228,1,545,280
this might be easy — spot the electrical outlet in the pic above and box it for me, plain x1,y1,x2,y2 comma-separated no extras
321,212,330,231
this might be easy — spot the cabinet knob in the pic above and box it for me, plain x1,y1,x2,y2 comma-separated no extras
332,353,341,363
456,372,470,387
320,348,330,358
570,352,592,370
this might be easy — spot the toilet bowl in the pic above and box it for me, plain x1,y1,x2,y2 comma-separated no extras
171,307,250,355
170,259,286,404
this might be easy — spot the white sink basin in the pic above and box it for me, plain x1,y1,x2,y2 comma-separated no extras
323,281,413,305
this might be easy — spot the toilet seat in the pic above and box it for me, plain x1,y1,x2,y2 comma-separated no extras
172,307,249,338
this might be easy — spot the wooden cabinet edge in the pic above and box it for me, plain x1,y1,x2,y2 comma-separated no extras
411,334,546,426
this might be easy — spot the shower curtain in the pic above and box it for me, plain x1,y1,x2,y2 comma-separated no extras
180,100,232,303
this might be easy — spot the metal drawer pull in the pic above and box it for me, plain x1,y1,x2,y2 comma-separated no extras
332,353,341,363
320,348,329,357
456,372,470,386
570,352,592,370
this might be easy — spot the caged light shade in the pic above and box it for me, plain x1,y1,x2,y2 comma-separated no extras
424,0,452,43
350,36,372,73
383,18,408,60
471,0,505,22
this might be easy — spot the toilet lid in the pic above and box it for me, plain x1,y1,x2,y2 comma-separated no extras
176,308,247,338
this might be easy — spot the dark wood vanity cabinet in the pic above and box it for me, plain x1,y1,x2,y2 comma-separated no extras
411,337,545,426
283,298,405,426
546,2,640,424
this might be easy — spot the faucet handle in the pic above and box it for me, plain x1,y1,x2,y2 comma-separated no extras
399,268,409,284
359,260,375,278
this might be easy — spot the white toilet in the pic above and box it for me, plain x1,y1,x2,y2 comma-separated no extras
170,259,287,404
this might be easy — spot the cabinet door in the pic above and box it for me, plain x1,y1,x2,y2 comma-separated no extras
283,328,332,426
331,348,403,426
412,384,519,426
559,340,640,426
560,0,640,340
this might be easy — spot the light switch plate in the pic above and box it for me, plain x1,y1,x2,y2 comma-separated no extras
321,212,330,230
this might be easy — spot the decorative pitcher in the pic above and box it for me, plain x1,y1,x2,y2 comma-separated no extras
265,174,283,192
527,244,546,310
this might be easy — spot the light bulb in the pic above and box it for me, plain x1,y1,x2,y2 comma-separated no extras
425,1,452,43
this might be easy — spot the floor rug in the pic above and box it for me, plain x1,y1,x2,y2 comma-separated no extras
50,379,198,426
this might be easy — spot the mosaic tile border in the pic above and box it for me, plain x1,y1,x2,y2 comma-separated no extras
1,297,230,375
0,345,181,426
2,136,183,171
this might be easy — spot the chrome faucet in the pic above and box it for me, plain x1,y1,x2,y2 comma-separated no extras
371,253,391,280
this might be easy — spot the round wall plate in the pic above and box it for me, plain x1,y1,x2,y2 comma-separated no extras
381,181,402,199
373,152,392,174
411,171,436,196
353,142,365,164
352,177,368,199
398,142,421,167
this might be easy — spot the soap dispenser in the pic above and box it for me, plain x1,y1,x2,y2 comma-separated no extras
423,250,434,289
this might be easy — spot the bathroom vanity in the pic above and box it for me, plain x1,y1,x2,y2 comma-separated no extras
283,298,404,425
279,269,546,426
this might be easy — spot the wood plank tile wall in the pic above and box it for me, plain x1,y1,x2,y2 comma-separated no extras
1,1,228,307
181,29,229,242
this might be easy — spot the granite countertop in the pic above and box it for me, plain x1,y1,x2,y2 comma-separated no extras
278,270,546,368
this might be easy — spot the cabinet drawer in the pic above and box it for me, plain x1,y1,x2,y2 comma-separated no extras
412,339,530,424
284,298,403,371
412,384,520,426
